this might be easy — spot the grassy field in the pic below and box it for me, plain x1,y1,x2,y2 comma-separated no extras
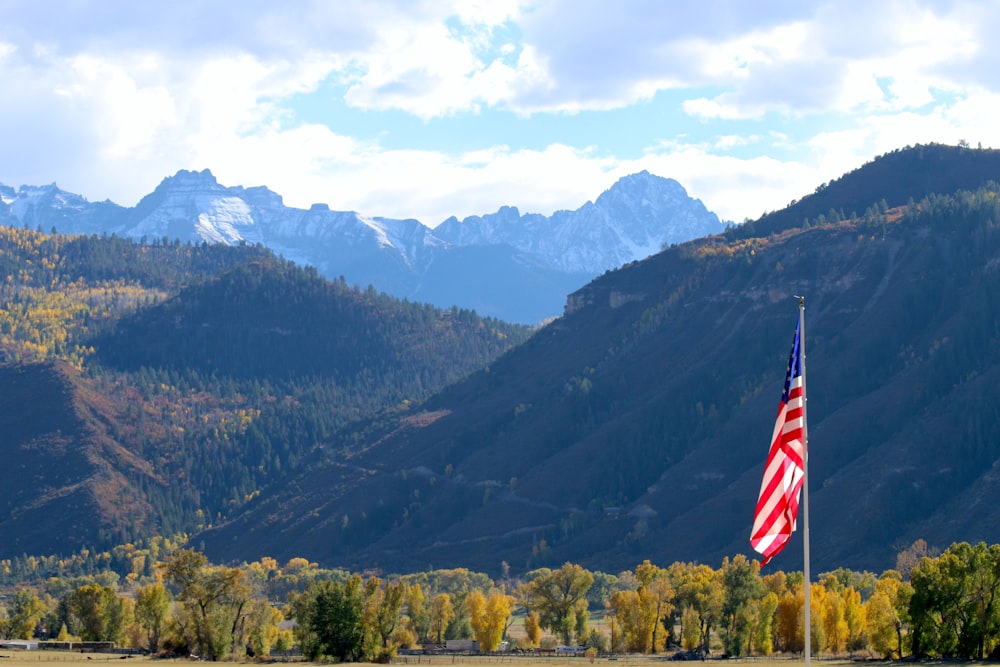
0,655,161,666
388,659,867,667
0,653,870,667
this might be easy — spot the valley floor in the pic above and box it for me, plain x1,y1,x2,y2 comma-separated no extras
0,654,878,667
391,659,866,667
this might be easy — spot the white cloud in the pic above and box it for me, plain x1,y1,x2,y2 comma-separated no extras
1,0,999,232
0,0,385,59
715,135,760,149
59,54,178,160
4,0,994,123
683,97,759,121
627,144,821,223
667,2,991,122
271,142,616,226
450,0,524,27
341,19,515,119
945,91,1000,148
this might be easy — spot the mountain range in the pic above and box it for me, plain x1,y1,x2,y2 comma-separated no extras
0,170,724,324
5,143,1000,579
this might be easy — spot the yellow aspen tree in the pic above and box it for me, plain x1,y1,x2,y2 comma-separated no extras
134,581,171,653
611,589,655,653
246,600,283,657
774,591,801,653
391,625,417,649
636,560,675,653
865,574,910,659
821,587,847,654
674,563,724,653
809,583,826,656
468,591,486,646
680,606,701,650
751,592,779,655
161,550,252,660
762,571,788,597
405,583,431,644
4,589,47,640
365,578,405,655
524,611,542,647
468,589,513,652
842,587,866,653
864,589,896,658
429,593,455,644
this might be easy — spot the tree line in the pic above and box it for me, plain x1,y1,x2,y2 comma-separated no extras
5,540,1000,661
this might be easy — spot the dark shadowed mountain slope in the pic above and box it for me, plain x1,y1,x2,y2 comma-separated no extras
197,178,1000,578
0,362,159,555
739,142,1000,238
94,258,532,384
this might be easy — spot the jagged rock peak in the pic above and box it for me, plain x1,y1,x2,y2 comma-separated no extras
154,168,222,192
10,182,93,210
16,182,62,196
243,186,284,209
596,170,689,205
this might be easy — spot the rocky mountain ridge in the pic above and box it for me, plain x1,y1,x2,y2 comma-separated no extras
0,170,723,323
435,171,719,274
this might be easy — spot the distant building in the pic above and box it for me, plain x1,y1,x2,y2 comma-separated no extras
445,639,480,652
556,645,588,655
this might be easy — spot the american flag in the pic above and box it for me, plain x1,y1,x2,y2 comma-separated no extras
750,314,806,565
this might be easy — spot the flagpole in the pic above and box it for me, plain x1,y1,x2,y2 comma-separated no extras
798,296,811,667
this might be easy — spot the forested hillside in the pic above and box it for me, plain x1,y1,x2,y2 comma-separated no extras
0,230,274,365
740,141,1000,236
198,145,1000,577
95,260,520,383
7,143,1000,577
0,228,533,558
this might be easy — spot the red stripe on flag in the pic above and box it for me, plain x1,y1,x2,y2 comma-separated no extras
751,320,805,565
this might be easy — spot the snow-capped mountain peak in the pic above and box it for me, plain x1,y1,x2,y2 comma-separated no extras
0,169,725,323
435,171,722,273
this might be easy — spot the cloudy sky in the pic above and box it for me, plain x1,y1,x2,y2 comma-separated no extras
1,0,997,226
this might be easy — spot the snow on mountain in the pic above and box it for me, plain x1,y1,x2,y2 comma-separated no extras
118,170,448,277
435,171,723,273
127,170,259,245
0,185,15,227
9,184,90,220
3,182,128,234
0,183,16,206
0,169,726,323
